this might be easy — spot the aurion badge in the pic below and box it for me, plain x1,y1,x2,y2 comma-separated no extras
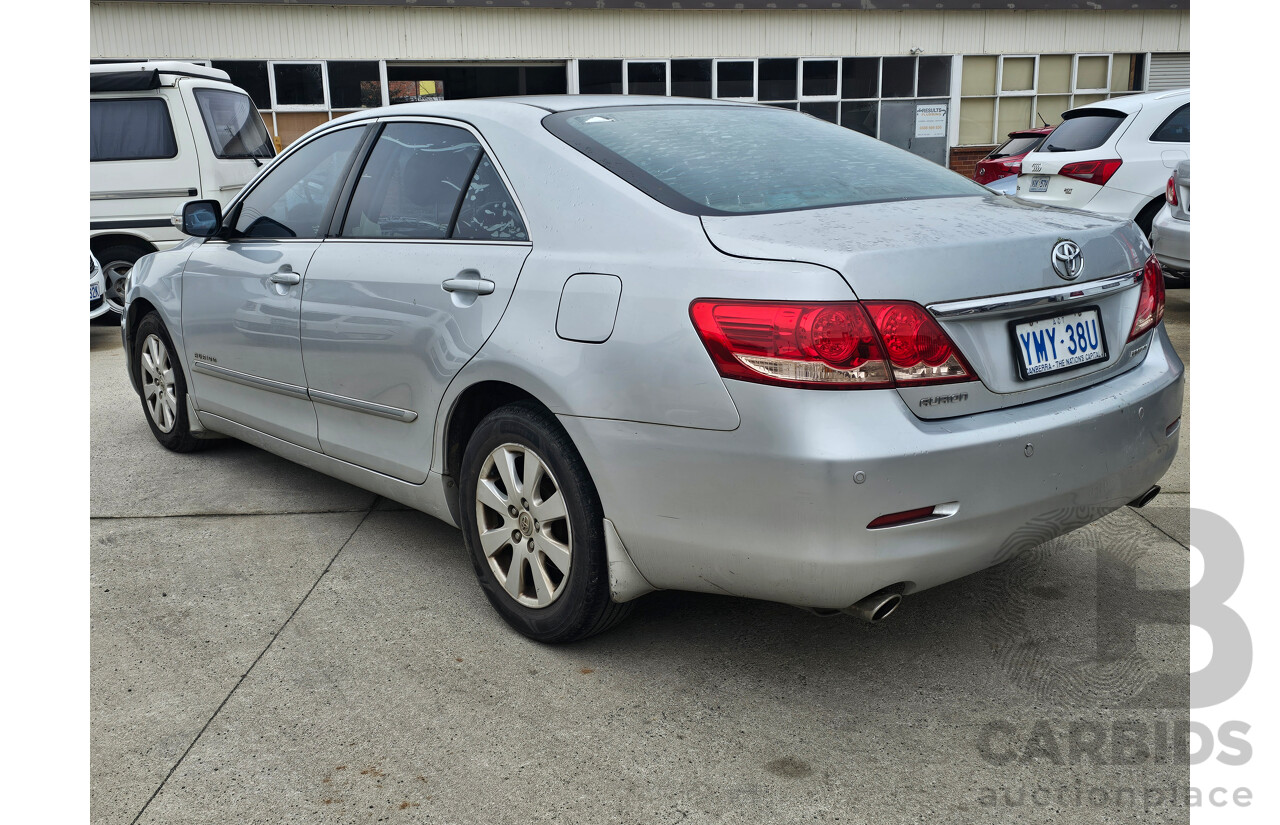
1051,240,1084,281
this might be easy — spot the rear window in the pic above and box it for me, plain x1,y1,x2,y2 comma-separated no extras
90,98,177,162
989,135,1045,160
193,89,276,160
544,105,984,216
1040,111,1127,153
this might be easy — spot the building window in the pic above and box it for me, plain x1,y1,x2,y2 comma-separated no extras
671,60,712,98
715,60,754,100
211,61,271,110
271,62,326,108
625,61,668,96
327,61,383,110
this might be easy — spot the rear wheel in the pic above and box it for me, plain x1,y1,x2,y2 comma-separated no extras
458,402,632,642
133,313,207,453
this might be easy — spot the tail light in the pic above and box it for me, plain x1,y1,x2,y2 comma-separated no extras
689,299,973,390
1128,255,1166,341
1165,174,1179,206
1058,158,1123,187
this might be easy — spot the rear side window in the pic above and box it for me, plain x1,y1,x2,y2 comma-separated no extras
193,89,275,160
233,126,366,239
1150,104,1190,143
546,105,983,216
453,156,528,241
989,135,1045,160
1041,111,1127,153
90,98,177,162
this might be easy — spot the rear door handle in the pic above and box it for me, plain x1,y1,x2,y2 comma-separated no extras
270,268,302,286
442,277,495,296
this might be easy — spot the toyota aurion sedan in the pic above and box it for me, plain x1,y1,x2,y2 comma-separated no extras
122,96,1183,642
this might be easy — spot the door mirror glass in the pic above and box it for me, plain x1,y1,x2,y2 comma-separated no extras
181,200,223,237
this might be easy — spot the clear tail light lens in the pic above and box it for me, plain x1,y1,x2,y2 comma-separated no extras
1165,174,1179,206
689,299,973,390
1128,255,1166,341
1059,158,1123,187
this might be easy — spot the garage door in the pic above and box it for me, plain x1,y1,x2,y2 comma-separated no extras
1148,53,1190,92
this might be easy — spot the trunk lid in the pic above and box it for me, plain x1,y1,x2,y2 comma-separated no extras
701,195,1154,418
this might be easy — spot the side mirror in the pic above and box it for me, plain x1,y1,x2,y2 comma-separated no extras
178,200,223,238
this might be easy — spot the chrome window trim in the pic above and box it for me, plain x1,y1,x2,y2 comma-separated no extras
320,237,532,248
309,389,418,422
191,361,310,400
928,270,1142,319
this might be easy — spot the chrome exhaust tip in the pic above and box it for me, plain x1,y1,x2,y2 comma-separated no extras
1127,485,1161,508
843,584,906,623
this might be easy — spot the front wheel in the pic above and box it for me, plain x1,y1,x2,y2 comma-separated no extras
458,402,632,642
133,313,208,453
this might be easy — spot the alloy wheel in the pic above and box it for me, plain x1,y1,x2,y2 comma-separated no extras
140,333,178,433
101,259,132,314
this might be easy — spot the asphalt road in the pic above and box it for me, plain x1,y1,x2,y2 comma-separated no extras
91,291,1191,825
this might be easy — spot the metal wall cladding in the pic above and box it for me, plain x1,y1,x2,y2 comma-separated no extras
92,4,1189,60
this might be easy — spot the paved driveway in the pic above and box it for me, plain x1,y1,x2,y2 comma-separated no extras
91,292,1191,824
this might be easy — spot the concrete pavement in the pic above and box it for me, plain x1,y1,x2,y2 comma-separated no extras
91,291,1192,824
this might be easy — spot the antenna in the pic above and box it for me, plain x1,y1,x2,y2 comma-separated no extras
1037,112,1050,127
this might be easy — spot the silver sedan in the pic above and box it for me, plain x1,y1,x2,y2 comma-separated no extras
122,97,1183,642
1151,159,1190,283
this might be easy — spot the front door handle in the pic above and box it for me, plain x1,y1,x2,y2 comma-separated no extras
270,268,302,286
442,277,495,296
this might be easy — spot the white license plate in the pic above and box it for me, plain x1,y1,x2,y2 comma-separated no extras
90,283,102,301
1012,308,1106,378
1029,175,1050,193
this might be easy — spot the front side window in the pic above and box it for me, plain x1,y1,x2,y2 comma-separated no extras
1150,104,1190,143
193,89,275,160
341,123,482,240
90,98,177,162
233,126,365,239
546,105,984,216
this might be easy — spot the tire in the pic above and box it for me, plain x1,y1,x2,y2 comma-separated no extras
133,313,208,453
458,401,633,643
95,243,149,321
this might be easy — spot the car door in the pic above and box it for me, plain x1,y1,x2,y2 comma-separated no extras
300,119,532,483
182,123,370,450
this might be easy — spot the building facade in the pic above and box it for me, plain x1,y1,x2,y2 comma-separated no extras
90,1,1190,174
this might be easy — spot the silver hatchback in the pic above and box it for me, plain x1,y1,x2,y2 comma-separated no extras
123,97,1183,642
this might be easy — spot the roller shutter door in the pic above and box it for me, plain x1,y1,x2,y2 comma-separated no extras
1148,53,1190,91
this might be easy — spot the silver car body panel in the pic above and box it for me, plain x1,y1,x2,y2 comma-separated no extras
122,96,1184,612
1151,160,1190,275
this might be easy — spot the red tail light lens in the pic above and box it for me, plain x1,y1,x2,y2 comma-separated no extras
1165,174,1178,206
689,300,973,390
1128,255,1166,341
1059,158,1123,187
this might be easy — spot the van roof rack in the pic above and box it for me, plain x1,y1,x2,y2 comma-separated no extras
90,61,230,92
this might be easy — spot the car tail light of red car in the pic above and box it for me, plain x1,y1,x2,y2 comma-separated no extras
1058,158,1123,187
689,299,974,390
1128,255,1166,341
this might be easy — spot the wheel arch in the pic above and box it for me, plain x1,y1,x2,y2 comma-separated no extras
441,380,542,521
90,233,157,259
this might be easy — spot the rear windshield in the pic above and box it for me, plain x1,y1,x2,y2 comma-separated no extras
194,88,276,160
1041,111,1127,153
544,105,985,216
989,135,1046,160
90,98,177,162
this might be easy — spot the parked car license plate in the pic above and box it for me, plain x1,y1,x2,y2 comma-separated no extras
90,283,102,300
1029,175,1049,193
1011,308,1106,379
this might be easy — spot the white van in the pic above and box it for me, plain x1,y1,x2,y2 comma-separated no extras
90,61,275,318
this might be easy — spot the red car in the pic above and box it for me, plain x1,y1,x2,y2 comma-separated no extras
973,127,1055,186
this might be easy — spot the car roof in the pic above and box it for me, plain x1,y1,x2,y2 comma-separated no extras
332,95,754,122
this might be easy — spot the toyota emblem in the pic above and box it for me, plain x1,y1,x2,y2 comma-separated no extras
1051,240,1084,281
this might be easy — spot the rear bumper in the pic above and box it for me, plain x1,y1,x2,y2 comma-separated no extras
559,325,1183,609
1016,181,1147,223
1151,207,1190,275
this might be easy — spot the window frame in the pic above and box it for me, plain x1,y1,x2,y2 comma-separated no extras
798,58,840,102
268,60,330,111
623,59,671,96
712,58,757,102
1072,53,1114,94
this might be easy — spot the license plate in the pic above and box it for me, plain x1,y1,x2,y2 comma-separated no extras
1029,175,1050,193
1011,308,1107,379
90,283,102,300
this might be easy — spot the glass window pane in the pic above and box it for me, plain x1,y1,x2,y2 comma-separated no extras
327,61,382,109
1001,57,1035,92
524,66,568,95
961,56,997,96
917,56,951,97
342,123,481,239
235,126,365,239
1038,55,1072,94
1042,112,1125,152
801,60,837,97
1034,95,1072,127
627,62,667,96
1111,54,1145,92
212,61,271,109
799,101,838,123
193,89,275,160
958,97,995,145
841,58,879,99
578,60,622,95
1150,104,1190,143
671,59,712,99
548,105,984,216
839,101,877,136
272,63,325,106
713,61,753,99
90,99,177,161
882,57,915,98
453,155,528,241
996,96,1033,136
1076,56,1108,90
757,59,797,101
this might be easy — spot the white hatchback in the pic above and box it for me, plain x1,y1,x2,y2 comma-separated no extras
1015,89,1189,236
